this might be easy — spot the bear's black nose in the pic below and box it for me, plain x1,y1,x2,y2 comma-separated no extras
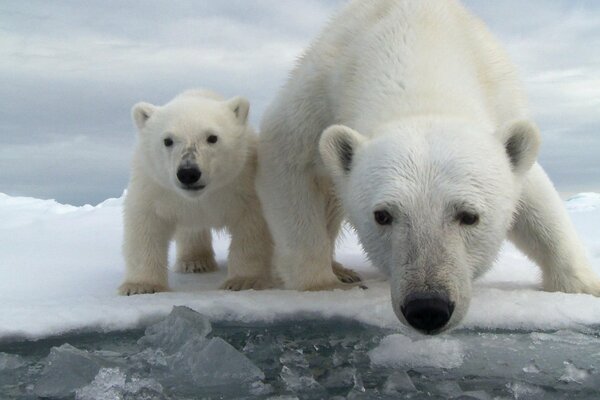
401,293,454,334
177,167,201,185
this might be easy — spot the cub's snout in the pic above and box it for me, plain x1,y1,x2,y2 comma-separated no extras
177,165,202,187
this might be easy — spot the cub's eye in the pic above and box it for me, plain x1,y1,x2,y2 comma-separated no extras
164,138,174,147
374,210,393,226
457,212,479,226
207,135,218,144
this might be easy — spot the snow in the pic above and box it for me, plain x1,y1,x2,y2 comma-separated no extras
0,192,600,342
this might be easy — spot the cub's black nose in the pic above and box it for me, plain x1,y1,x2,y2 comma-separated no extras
401,293,454,334
177,167,201,185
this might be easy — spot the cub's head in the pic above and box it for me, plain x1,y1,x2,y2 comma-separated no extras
320,118,540,334
132,90,251,199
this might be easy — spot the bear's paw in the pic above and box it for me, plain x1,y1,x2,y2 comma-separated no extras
332,261,362,284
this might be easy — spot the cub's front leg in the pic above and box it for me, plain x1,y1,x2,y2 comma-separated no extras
119,204,174,295
221,206,273,291
174,228,218,274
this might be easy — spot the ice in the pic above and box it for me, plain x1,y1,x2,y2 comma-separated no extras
0,353,26,370
368,334,464,369
507,382,546,400
34,344,109,398
138,306,212,353
345,373,367,400
278,347,323,394
75,367,165,400
167,337,264,386
280,365,322,392
321,367,356,389
522,361,541,374
382,370,417,394
559,361,590,384
130,348,168,368
455,390,492,400
433,381,464,398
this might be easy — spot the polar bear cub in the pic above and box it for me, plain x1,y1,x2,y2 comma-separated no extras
119,90,272,295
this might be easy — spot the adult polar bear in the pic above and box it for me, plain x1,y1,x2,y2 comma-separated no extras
257,0,600,334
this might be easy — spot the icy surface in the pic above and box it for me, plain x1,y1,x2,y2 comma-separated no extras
0,192,599,342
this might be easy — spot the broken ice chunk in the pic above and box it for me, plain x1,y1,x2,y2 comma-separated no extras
34,344,106,398
0,353,26,371
559,361,589,384
75,367,165,400
507,382,545,399
522,360,541,374
454,390,492,400
322,367,356,389
433,381,463,398
138,306,212,354
382,370,417,394
168,337,264,386
368,334,464,369
280,365,322,392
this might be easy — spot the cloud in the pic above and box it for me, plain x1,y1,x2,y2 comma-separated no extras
0,0,598,204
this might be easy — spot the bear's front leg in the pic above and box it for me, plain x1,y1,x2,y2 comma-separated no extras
119,205,173,295
174,228,218,274
509,164,600,296
221,208,273,291
256,166,356,291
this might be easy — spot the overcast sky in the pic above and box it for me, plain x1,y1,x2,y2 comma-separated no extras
1,0,599,205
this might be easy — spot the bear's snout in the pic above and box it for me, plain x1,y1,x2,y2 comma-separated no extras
177,166,202,186
400,292,454,334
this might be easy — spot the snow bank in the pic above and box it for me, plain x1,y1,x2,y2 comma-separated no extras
0,192,599,342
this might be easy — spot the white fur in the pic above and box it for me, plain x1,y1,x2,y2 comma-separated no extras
256,0,600,331
119,90,272,295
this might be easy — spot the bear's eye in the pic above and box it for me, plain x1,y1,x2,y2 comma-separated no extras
374,210,393,226
457,211,479,226
207,135,218,144
164,138,174,147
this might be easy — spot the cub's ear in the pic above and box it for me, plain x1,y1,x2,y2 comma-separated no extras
131,102,157,130
319,125,366,178
499,120,541,175
226,96,250,124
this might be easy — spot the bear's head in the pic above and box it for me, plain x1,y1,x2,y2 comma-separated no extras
319,118,540,334
131,91,251,199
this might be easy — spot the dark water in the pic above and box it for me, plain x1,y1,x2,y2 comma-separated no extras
1,318,599,399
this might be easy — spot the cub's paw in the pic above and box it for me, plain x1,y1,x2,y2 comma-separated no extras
118,282,168,296
332,261,362,284
220,276,272,291
175,256,218,274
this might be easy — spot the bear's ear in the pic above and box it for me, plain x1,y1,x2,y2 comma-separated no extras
499,120,541,175
319,125,366,178
132,102,157,130
226,96,250,125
